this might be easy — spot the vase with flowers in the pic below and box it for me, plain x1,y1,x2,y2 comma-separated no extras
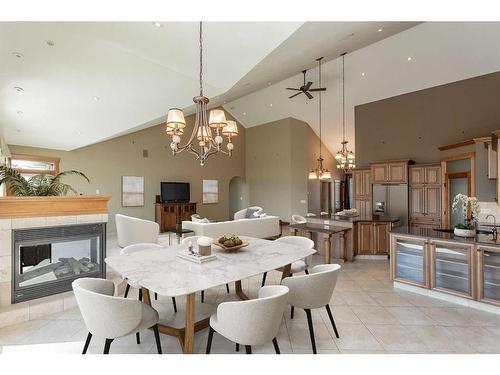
452,193,479,237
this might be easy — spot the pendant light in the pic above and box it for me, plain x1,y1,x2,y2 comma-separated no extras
309,57,332,180
335,52,355,171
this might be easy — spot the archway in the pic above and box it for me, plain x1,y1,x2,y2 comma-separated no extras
228,176,248,220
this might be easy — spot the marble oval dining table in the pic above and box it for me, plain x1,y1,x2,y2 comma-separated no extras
105,236,316,354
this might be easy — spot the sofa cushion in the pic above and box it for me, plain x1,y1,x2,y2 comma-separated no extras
245,207,260,219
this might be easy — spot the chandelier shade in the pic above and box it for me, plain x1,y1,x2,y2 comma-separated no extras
165,22,236,166
222,120,239,137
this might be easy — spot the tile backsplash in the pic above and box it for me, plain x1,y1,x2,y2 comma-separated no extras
478,201,500,224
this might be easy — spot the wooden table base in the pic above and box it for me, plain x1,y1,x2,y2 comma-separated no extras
142,265,292,354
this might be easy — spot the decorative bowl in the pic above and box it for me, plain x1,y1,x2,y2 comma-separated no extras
212,240,249,252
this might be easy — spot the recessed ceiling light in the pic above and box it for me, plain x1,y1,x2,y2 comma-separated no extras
93,96,100,101
243,112,247,116
378,27,383,32
16,110,23,115
14,86,24,92
45,40,55,47
267,82,272,86
361,72,365,77
269,103,273,107
407,57,413,61
12,52,24,58
153,22,163,28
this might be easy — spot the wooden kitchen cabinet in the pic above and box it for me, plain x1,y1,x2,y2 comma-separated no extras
391,235,429,287
409,164,442,229
353,168,372,198
371,160,408,184
356,221,391,255
354,198,372,218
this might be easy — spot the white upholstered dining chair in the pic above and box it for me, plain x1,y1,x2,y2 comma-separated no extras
115,214,159,248
261,236,314,287
205,285,289,354
72,278,163,354
181,236,230,301
120,243,177,316
281,264,341,354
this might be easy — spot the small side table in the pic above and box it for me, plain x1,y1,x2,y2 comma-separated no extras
169,228,195,245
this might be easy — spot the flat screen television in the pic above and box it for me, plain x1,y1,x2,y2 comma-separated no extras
160,182,190,203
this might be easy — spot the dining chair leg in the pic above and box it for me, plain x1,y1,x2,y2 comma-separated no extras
136,332,140,344
201,290,205,303
138,288,142,302
304,309,317,354
82,332,92,354
235,343,239,352
325,304,340,338
272,337,280,354
290,306,294,319
304,269,309,275
155,293,158,300
245,345,252,354
226,283,230,294
124,284,130,298
261,272,267,287
152,324,162,354
206,326,214,354
172,297,178,312
103,338,113,354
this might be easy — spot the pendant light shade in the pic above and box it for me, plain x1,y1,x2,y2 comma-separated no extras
166,108,186,129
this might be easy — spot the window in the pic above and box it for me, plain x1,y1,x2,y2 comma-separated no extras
6,154,60,196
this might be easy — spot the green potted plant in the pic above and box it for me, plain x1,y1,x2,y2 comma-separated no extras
0,165,89,196
452,193,479,237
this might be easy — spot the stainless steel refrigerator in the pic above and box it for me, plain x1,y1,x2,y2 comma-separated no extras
372,184,409,227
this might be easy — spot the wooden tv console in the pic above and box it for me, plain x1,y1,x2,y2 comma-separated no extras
154,197,197,232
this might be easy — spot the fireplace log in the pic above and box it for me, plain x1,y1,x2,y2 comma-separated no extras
19,262,63,282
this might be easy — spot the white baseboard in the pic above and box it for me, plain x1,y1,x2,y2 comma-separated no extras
394,281,500,316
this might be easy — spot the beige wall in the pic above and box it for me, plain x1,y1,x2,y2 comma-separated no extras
8,112,245,233
355,71,500,167
245,117,337,221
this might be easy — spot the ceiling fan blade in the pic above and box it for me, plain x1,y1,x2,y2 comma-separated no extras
304,82,313,91
309,88,327,92
286,88,301,91
305,91,314,100
289,92,302,99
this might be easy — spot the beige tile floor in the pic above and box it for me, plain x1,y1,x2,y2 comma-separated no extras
1,254,500,354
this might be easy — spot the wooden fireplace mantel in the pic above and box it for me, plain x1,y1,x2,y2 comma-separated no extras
0,195,111,218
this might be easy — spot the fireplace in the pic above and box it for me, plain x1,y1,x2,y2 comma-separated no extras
12,223,106,303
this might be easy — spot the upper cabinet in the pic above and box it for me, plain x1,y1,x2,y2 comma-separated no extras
409,164,441,186
353,168,372,198
371,160,409,184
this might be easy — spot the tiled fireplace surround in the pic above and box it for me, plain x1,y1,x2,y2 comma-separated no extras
0,213,111,328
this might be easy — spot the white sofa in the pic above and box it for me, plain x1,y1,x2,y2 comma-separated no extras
233,206,263,220
182,216,280,239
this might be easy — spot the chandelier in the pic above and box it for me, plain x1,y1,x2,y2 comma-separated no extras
166,22,238,166
335,53,355,171
309,57,332,180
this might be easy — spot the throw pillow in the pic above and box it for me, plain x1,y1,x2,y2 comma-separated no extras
245,207,259,219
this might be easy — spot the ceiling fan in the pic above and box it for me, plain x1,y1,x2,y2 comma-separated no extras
286,59,327,99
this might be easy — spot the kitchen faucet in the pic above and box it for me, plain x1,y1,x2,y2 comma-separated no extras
485,214,498,241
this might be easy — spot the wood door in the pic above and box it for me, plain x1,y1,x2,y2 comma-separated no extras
425,186,441,219
425,166,441,185
409,186,425,218
357,222,373,254
362,169,372,197
353,171,363,197
374,223,390,254
388,162,407,183
409,167,425,185
371,164,387,183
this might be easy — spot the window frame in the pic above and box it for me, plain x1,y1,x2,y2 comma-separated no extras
7,154,60,176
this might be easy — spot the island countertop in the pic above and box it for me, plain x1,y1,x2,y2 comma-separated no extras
390,226,500,247
308,213,400,223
